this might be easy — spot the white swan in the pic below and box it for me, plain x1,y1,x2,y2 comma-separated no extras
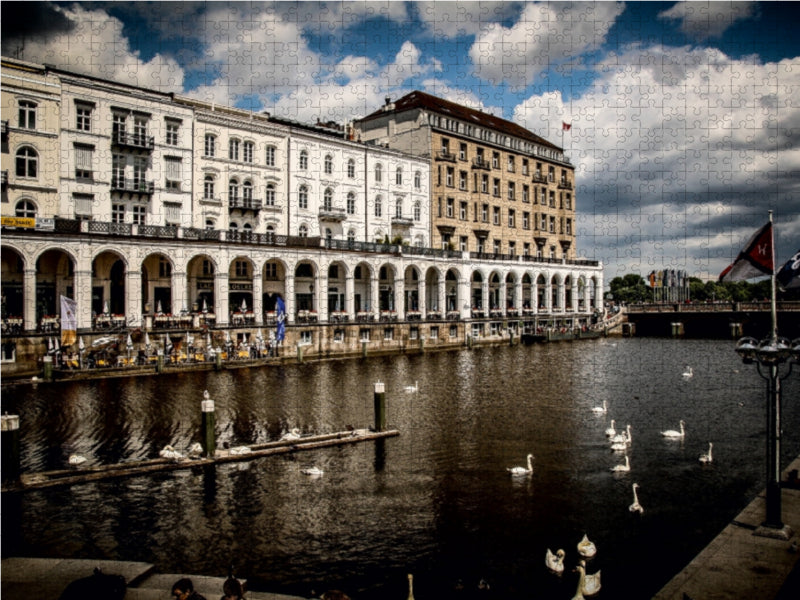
159,445,184,460
187,442,203,457
682,365,693,379
604,419,616,437
545,548,565,575
280,428,302,441
699,442,713,463
229,446,252,455
610,455,630,472
629,483,644,514
404,381,418,393
576,534,596,558
661,419,686,439
576,561,601,597
610,441,627,452
301,466,324,476
68,454,87,466
591,400,607,415
507,453,534,476
610,424,631,445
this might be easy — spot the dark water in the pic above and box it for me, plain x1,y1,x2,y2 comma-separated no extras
2,338,799,599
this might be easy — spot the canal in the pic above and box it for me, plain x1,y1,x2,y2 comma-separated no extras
2,338,799,599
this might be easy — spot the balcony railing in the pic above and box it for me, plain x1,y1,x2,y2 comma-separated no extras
436,151,457,162
391,216,414,227
318,206,347,222
558,180,574,190
532,173,547,184
112,132,155,151
111,178,154,195
472,157,491,170
228,198,263,211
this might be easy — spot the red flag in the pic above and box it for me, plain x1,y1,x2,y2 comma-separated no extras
562,122,571,131
719,222,774,282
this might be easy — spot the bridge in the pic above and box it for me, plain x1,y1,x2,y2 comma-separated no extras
623,301,800,339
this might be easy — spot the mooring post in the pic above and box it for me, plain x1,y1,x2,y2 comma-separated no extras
214,350,222,371
362,340,368,358
297,343,304,363
201,390,216,458
1,414,20,482
373,381,386,432
42,355,53,380
156,352,164,373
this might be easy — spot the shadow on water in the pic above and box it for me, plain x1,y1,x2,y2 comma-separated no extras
2,338,799,599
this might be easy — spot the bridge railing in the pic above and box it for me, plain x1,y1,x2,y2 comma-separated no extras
627,301,800,313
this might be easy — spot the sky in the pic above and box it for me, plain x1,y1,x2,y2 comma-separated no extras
3,1,800,284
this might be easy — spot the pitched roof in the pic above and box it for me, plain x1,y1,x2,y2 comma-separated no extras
359,90,560,151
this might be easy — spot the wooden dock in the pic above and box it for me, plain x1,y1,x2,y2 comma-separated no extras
3,429,399,492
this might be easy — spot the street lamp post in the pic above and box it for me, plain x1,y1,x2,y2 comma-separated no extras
735,336,800,539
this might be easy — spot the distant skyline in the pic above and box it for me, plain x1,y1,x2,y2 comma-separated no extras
3,1,799,283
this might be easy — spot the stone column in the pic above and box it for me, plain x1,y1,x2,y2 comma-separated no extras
499,280,507,315
458,276,470,320
284,273,295,324
417,278,426,317
345,275,355,321
216,272,230,326
371,274,380,320
438,278,446,316
23,268,36,331
394,276,404,320
75,269,93,329
172,270,188,314
253,274,263,325
317,273,328,322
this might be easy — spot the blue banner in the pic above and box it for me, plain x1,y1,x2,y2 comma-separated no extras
276,296,286,342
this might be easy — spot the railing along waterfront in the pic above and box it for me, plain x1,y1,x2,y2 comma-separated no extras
627,301,800,313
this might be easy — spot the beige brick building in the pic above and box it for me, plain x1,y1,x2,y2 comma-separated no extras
354,91,576,260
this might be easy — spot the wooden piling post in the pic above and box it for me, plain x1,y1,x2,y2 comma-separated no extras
201,390,216,458
297,343,304,363
362,340,368,358
373,382,386,432
730,322,743,338
214,350,222,371
42,355,53,380
1,414,20,482
156,353,164,373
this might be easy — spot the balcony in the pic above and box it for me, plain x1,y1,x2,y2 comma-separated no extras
112,132,155,151
111,178,154,195
228,198,263,212
391,215,414,227
318,206,347,222
436,151,457,162
472,157,491,170
532,173,547,184
199,195,222,207
558,180,574,190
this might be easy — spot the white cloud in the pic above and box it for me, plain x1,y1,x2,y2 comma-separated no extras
414,1,519,38
10,4,185,92
658,1,757,41
469,1,625,89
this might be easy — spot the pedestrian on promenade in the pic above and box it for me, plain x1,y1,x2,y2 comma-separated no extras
220,575,245,600
172,578,207,600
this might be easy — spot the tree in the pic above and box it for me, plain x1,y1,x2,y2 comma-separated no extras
608,274,647,304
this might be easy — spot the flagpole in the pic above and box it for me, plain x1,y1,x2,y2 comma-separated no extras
769,210,777,341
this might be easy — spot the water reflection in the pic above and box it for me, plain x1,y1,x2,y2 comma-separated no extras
1,338,798,599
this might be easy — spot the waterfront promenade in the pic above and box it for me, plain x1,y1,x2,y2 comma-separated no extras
4,456,800,599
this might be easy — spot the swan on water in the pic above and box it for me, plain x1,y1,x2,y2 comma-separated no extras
629,483,644,514
591,400,607,415
682,365,694,378
610,424,631,445
404,381,418,393
68,454,87,466
604,419,616,437
545,548,565,575
576,534,596,558
301,466,324,476
575,561,601,597
159,445,184,460
280,428,302,441
699,442,713,463
610,441,627,452
661,419,686,439
610,455,630,473
187,442,203,458
507,453,534,476
229,446,252,455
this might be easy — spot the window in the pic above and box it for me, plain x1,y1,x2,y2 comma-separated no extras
549,216,556,233
113,113,127,141
549,191,555,208
395,199,403,218
132,205,146,225
507,156,515,172
229,179,239,202
360,328,370,342
133,117,147,144
324,154,333,175
459,201,467,220
395,166,403,185
265,145,276,166
205,219,215,231
299,185,308,209
112,203,125,223
384,328,394,341
413,202,421,221
112,154,125,187
523,211,530,229
446,197,454,218
204,134,216,157
493,206,500,225
375,163,382,182
508,209,515,228
460,236,468,251
375,195,382,217
445,166,454,187
414,171,421,189
459,142,467,160
264,263,278,279
508,182,515,200
493,178,499,197
492,152,499,169
548,166,555,182
299,150,308,170
523,242,530,256
459,171,467,190
229,139,240,161
133,157,147,188
566,218,572,235
481,204,488,222
299,224,308,237
15,147,37,178
204,175,215,199
347,159,355,178
74,144,94,180
18,100,36,129
565,194,572,210
266,183,276,206
481,174,488,194
347,192,355,214
348,229,356,242
493,239,501,254
334,329,345,343
540,213,547,230
540,188,546,205
242,180,253,203
165,121,179,146
76,104,92,132
234,260,249,277
15,199,36,218
522,185,529,203
243,141,254,163
165,203,181,225
522,159,529,175
165,157,181,191
323,188,333,211
300,331,313,345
